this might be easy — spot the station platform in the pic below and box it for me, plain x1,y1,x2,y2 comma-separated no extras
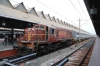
88,37,100,66
0,38,17,51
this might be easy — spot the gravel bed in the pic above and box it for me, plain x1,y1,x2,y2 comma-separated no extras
19,40,90,66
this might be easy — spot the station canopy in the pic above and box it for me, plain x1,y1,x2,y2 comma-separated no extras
0,15,37,29
84,0,100,37
0,0,38,29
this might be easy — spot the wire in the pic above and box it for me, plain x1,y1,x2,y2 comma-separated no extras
77,0,87,19
10,0,19,4
11,0,79,27
11,0,82,28
36,0,79,26
69,0,85,20
81,19,90,26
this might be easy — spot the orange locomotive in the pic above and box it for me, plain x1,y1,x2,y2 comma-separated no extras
16,24,74,55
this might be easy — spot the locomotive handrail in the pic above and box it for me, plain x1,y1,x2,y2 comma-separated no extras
31,34,56,54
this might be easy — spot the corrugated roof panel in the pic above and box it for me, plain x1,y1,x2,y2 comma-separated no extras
61,20,62,24
27,7,38,16
37,11,46,19
0,4,88,34
0,0,13,8
44,14,51,20
55,18,59,23
65,22,68,26
50,16,56,22
58,19,61,23
53,17,56,22
62,21,64,25
64,21,66,25
14,2,28,12
59,20,61,24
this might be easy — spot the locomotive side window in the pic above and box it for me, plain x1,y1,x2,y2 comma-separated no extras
50,28,54,34
35,26,39,28
40,26,44,29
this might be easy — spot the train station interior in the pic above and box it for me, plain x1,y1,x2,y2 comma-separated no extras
0,0,100,66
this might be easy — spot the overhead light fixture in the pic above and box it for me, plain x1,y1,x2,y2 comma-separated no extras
90,8,97,15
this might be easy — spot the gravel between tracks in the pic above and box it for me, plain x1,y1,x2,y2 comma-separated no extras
19,40,90,66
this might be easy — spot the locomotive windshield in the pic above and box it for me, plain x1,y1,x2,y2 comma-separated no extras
35,26,39,28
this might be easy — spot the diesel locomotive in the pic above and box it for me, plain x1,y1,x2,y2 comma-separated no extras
15,23,91,56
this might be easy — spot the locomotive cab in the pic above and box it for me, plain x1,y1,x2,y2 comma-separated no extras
17,24,47,55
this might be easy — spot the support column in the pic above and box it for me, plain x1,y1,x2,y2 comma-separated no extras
11,27,14,43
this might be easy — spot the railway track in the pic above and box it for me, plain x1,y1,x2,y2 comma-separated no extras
0,55,19,62
19,40,94,66
52,38,95,66
0,38,94,66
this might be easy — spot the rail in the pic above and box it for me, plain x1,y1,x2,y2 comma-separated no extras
52,38,95,66
0,53,36,66
78,39,95,66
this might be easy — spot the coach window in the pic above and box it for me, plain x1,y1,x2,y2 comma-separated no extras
50,28,54,34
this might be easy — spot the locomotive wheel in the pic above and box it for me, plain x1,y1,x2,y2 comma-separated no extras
18,47,33,56
69,41,72,45
40,46,49,53
49,45,56,50
65,41,68,46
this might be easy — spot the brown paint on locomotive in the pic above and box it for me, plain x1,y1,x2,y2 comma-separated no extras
56,28,73,40
47,27,57,43
67,30,73,39
18,24,48,51
34,24,46,42
19,24,74,47
18,23,76,55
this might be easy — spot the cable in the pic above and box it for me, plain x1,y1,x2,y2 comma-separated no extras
10,0,19,4
69,0,85,20
65,18,79,26
81,19,90,26
69,0,91,28
36,0,64,19
11,0,79,27
36,0,79,26
77,0,87,19
11,0,85,29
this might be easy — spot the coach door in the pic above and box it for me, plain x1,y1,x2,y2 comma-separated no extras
46,26,48,40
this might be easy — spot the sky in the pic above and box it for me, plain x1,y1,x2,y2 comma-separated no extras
10,0,96,34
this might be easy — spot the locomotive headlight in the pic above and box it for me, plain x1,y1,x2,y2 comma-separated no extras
28,28,31,31
32,28,34,31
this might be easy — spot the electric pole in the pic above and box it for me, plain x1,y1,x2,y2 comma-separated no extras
79,18,81,41
77,18,83,42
